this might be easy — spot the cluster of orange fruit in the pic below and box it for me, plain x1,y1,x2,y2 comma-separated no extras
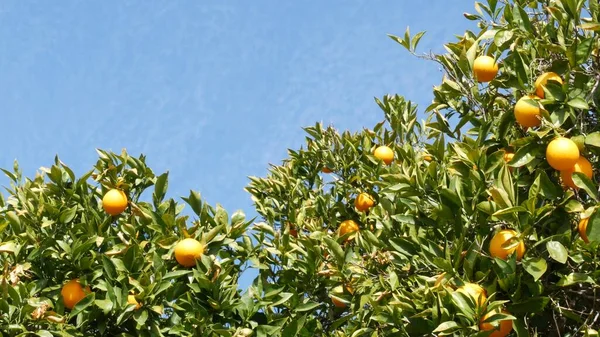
318,145,394,308
60,187,205,310
474,56,593,244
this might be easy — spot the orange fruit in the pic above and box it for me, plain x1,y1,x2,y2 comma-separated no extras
102,189,128,216
480,309,513,337
374,146,394,165
473,56,499,82
489,229,525,261
546,137,580,171
354,193,374,212
514,95,542,127
535,72,563,98
560,156,593,190
321,167,332,173
503,152,514,163
456,283,487,308
338,220,359,241
61,279,91,310
127,295,142,310
423,154,433,162
330,285,348,308
579,217,589,244
174,238,204,267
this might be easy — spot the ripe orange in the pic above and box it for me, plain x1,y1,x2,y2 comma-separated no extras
338,220,359,241
102,189,128,216
174,238,204,267
503,152,514,163
546,137,580,171
374,146,394,165
127,295,142,310
489,229,525,261
560,156,593,190
473,56,499,82
480,309,513,337
535,72,563,98
514,95,542,127
456,283,487,308
354,193,374,212
61,279,91,310
321,167,332,173
579,217,589,244
330,285,348,308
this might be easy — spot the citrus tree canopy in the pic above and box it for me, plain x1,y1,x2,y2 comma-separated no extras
3,0,600,336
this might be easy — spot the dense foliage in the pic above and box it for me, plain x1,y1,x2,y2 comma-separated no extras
2,0,600,336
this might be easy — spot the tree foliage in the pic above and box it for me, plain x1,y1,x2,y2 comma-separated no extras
2,0,600,336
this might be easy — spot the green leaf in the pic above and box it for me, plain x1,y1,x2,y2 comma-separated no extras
0,241,16,254
153,172,169,206
296,301,321,312
580,22,600,31
433,321,460,334
69,293,95,317
513,4,533,34
567,97,589,110
507,297,549,314
522,257,547,281
572,172,599,202
95,299,114,315
493,206,529,216
494,29,514,47
59,206,78,224
546,241,568,264
585,132,600,148
411,31,426,52
323,237,345,268
587,210,600,243
163,270,192,280
557,273,597,286
182,190,203,216
508,142,541,167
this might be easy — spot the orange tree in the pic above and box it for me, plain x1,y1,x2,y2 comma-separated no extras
246,0,600,336
0,150,259,336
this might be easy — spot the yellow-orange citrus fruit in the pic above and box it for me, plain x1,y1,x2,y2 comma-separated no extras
489,229,525,261
514,95,542,127
480,309,513,337
61,279,91,310
503,152,514,163
535,72,563,98
374,146,394,165
456,283,487,308
579,217,589,244
354,193,375,212
174,238,204,267
102,189,128,216
321,167,332,173
560,156,593,190
423,154,433,162
338,220,359,240
127,295,142,309
331,285,347,308
546,137,580,171
473,56,499,82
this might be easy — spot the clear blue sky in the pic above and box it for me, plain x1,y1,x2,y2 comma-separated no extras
0,1,474,288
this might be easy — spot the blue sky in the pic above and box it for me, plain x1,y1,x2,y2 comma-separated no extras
0,1,474,288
